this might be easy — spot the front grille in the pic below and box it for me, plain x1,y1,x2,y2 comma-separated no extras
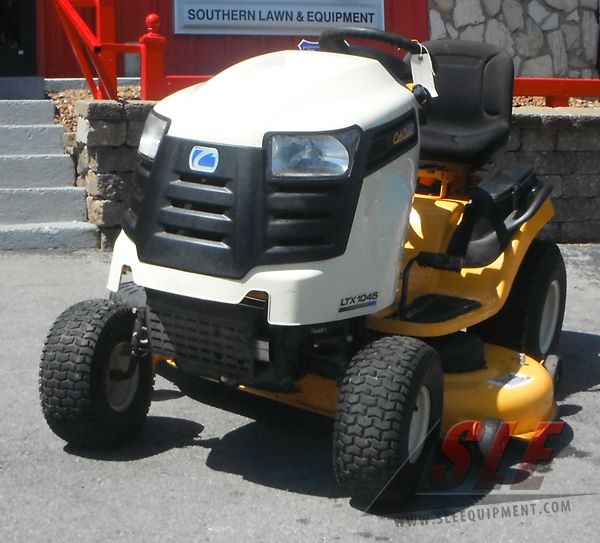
146,290,267,381
123,135,364,279
264,180,343,256
160,173,234,245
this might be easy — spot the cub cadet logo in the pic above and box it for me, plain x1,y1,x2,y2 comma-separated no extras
189,145,219,173
339,291,378,313
392,121,416,146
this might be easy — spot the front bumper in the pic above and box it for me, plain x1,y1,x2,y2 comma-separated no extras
109,231,358,325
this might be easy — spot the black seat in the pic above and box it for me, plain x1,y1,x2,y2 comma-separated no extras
419,40,514,165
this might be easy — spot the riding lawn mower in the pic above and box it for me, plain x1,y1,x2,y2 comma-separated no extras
40,28,566,505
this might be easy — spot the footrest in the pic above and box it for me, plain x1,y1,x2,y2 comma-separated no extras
401,294,481,323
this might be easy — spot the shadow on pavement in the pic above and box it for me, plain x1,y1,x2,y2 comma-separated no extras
65,329,600,514
557,330,600,401
65,416,206,461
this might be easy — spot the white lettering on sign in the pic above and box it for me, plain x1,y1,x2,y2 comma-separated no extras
174,1,385,35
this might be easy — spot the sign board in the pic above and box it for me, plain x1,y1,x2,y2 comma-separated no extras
174,1,385,35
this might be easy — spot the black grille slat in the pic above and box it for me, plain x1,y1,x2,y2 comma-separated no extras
165,180,234,210
268,192,336,215
267,218,334,241
177,172,229,188
159,207,233,238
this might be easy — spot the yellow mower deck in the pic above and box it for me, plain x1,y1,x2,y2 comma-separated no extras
237,344,557,441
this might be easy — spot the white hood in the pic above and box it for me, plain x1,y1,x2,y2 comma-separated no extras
155,50,415,147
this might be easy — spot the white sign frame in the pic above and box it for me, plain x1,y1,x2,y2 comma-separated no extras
174,1,385,36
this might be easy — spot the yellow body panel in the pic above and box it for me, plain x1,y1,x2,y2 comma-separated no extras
367,196,555,337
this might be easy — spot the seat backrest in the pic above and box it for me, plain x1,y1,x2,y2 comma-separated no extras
422,40,513,126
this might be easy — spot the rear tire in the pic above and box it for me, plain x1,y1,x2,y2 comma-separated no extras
470,239,566,359
333,336,443,506
39,299,153,448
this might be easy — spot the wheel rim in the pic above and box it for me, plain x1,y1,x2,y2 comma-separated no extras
105,341,139,412
539,280,561,355
408,386,431,464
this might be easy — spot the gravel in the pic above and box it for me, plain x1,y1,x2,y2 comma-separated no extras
48,86,141,132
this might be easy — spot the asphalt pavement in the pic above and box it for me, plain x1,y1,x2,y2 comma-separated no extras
0,245,599,542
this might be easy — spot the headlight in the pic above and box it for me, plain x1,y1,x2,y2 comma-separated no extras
138,111,169,160
269,127,361,178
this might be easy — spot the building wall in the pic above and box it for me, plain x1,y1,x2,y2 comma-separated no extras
429,0,600,77
38,0,428,78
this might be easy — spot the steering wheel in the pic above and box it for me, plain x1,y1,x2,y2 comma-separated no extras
319,27,423,82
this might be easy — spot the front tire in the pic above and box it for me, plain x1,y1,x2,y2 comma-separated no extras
333,336,443,506
39,299,153,448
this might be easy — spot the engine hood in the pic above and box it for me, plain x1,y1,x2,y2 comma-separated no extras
155,50,415,147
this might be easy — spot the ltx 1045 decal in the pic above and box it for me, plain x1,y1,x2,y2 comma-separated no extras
338,291,378,313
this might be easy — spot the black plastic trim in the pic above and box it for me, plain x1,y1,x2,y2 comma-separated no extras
123,111,418,279
364,109,419,174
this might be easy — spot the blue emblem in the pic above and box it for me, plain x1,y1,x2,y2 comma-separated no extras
297,39,320,51
189,146,219,173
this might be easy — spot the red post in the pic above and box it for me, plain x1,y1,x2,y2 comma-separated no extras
139,13,167,100
95,0,117,99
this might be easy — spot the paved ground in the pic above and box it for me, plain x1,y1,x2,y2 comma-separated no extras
0,246,598,542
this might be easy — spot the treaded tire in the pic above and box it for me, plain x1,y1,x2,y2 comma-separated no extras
333,336,443,506
470,239,566,359
109,281,147,309
39,299,153,448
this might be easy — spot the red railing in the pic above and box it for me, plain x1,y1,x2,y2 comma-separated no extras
514,78,600,106
54,0,600,105
52,0,209,99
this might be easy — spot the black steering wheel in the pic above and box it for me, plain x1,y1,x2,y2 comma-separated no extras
319,27,423,82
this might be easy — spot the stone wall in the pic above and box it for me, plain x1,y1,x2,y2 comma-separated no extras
73,100,156,249
429,0,600,77
492,106,600,242
73,100,600,246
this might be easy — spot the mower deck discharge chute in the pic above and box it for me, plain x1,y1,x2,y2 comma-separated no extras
40,28,566,505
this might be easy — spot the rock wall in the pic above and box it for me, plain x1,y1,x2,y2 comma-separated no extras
492,106,600,242
73,100,156,249
429,0,600,77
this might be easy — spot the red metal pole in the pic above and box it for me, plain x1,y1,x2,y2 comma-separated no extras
95,0,118,99
54,1,102,98
139,13,167,100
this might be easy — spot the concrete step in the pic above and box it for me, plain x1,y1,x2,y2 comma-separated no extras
0,154,74,188
0,221,98,250
0,125,65,155
0,77,45,99
0,100,55,125
0,187,87,224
